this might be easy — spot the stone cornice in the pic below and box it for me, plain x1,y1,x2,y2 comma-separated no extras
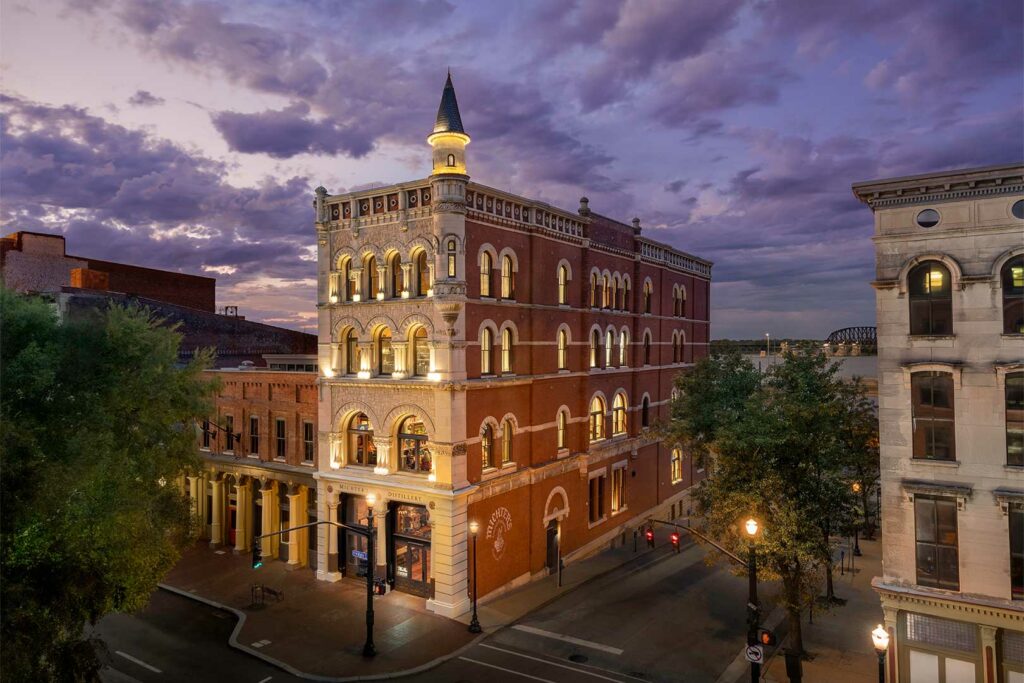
853,164,1024,209
873,577,1024,630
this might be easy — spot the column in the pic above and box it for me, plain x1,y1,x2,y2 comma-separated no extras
391,342,409,379
329,343,341,376
209,475,225,548
425,495,470,618
980,625,997,683
234,478,251,553
351,267,363,301
372,436,392,474
372,497,388,573
358,342,373,377
883,605,899,683
426,263,435,296
186,476,201,518
400,263,412,298
375,265,386,299
323,490,341,581
287,485,308,569
328,432,342,470
261,480,279,559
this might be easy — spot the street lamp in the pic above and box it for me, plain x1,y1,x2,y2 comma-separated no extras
765,332,770,357
363,493,377,658
852,482,862,556
468,521,482,633
871,624,889,683
744,518,760,683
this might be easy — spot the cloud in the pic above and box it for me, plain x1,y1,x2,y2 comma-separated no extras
211,102,374,158
128,89,164,106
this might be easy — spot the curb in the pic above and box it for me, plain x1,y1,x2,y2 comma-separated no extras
158,583,488,682
158,542,683,681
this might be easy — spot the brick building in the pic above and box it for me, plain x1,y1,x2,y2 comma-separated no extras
853,165,1024,682
2,230,216,311
188,359,320,570
313,75,711,616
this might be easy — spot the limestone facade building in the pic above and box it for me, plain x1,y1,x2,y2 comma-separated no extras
853,165,1024,682
314,75,712,617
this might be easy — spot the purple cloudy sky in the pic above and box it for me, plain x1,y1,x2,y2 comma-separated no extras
2,0,1021,337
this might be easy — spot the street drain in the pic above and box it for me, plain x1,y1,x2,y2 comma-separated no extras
569,654,589,664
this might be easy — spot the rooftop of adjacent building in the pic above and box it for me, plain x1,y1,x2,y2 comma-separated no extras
852,163,1024,208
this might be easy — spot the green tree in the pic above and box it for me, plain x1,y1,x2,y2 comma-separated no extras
671,345,861,655
1,289,217,681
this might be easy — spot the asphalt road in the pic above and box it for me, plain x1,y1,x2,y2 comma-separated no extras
92,589,302,683
91,540,753,683
401,539,754,683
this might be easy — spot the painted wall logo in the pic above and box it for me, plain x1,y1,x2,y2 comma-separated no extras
486,507,513,560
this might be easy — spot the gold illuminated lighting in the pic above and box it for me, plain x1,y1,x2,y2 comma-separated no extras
871,624,890,653
357,370,371,379
329,294,338,303
323,368,335,379
366,492,376,509
745,518,759,537
852,482,862,493
376,291,385,301
928,270,943,290
469,521,480,535
352,293,361,302
1013,266,1023,288
401,291,410,299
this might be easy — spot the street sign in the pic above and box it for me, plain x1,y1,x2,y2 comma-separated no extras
352,549,368,560
745,645,764,664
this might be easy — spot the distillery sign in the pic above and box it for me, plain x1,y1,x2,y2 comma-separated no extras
486,507,512,560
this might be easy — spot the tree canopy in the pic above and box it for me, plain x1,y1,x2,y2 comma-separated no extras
1,289,217,680
668,346,876,655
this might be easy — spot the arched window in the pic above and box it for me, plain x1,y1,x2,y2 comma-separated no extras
590,273,598,307
643,333,652,366
348,413,376,466
412,327,429,376
557,265,569,305
345,329,359,374
612,393,628,435
481,424,494,469
672,288,680,317
480,328,493,375
602,275,610,308
557,329,568,370
908,261,952,335
388,253,403,298
643,282,652,314
366,255,380,299
446,153,456,167
590,330,600,369
670,448,683,483
589,396,605,442
911,371,955,461
605,329,614,368
501,327,513,374
377,328,394,375
619,330,628,367
397,417,429,473
557,410,567,450
623,281,631,312
480,252,493,297
1007,371,1024,466
641,397,650,427
502,419,514,465
1002,256,1024,334
501,255,515,299
415,251,430,297
680,287,687,317
446,239,457,279
609,278,618,310
341,258,354,301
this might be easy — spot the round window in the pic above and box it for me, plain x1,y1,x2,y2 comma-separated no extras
916,209,940,228
1012,200,1024,220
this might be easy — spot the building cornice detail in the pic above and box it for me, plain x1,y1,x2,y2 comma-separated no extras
874,577,1024,628
853,164,1024,209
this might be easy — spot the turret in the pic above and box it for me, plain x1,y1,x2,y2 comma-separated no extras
427,72,470,177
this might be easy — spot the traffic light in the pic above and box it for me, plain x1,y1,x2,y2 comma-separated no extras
758,628,776,647
251,538,263,569
645,526,655,548
670,531,681,552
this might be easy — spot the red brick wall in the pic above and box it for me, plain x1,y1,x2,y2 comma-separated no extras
84,257,216,311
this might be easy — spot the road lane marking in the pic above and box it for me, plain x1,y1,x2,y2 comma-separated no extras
115,651,162,673
511,625,625,655
479,644,627,682
257,677,272,683
459,657,559,682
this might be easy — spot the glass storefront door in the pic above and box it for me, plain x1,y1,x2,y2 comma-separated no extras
390,503,431,597
344,495,370,578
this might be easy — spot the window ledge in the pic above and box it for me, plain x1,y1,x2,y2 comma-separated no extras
301,461,315,467
481,296,495,302
556,448,571,459
1004,464,1024,472
587,516,608,529
558,369,570,374
1001,333,1024,339
907,334,956,340
199,447,211,452
274,457,287,463
611,505,628,517
909,458,960,468
247,454,259,459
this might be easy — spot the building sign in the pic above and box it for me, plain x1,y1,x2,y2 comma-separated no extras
486,507,513,560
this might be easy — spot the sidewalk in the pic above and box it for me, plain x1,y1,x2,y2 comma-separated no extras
760,533,884,683
163,538,673,680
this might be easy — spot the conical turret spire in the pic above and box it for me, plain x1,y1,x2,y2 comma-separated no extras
433,72,466,135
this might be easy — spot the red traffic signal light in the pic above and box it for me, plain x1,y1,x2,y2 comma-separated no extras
670,531,680,545
758,628,776,647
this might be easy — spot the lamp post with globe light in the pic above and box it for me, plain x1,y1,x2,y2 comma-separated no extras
745,518,760,683
852,482,863,556
468,521,482,633
872,624,890,683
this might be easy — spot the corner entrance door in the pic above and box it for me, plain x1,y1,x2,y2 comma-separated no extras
393,538,430,597
545,521,559,575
